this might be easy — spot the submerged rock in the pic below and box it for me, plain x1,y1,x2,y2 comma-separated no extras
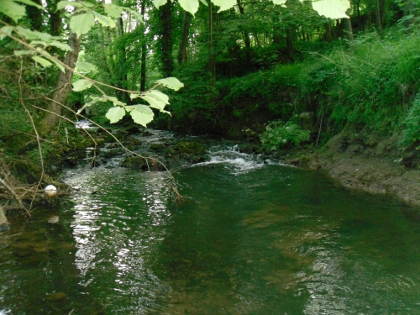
46,292,67,301
0,223,9,232
122,156,165,171
167,141,207,163
0,207,9,232
47,215,60,224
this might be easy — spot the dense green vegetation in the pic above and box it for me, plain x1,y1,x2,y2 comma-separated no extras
0,0,419,210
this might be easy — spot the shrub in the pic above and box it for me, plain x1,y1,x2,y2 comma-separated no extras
260,120,310,151
401,93,420,148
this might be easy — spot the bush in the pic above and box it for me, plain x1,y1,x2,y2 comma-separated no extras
260,120,310,151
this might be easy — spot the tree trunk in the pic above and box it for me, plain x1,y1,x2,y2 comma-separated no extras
47,0,62,36
26,0,43,31
236,0,251,50
116,17,130,102
40,34,80,134
375,0,385,33
345,16,354,40
285,27,295,58
159,2,174,77
177,12,192,65
208,0,216,86
140,0,147,92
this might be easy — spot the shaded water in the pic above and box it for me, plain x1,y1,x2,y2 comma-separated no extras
1,145,420,314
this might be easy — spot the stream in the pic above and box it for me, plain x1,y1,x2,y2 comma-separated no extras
1,134,420,314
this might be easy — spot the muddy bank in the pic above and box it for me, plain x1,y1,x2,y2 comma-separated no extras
293,133,420,207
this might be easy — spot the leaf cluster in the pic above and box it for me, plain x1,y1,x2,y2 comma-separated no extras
260,120,310,151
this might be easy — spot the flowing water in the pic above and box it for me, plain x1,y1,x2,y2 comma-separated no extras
1,142,420,314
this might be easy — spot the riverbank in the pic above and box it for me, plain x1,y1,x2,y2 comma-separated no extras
284,132,420,207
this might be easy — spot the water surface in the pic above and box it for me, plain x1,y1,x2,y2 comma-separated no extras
1,146,419,314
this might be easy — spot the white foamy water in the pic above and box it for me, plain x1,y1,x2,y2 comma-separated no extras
192,145,265,174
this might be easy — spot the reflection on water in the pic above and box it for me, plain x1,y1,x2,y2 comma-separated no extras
64,166,174,311
0,149,420,314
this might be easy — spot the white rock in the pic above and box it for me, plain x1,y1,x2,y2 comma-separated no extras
44,185,57,198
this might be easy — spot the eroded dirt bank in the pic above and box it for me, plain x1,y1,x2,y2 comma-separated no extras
297,133,420,207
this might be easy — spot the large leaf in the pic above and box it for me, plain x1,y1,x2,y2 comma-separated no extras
94,13,116,28
127,105,154,127
76,61,97,74
311,0,350,19
32,56,53,68
152,0,167,9
156,77,184,91
15,0,43,9
104,3,124,18
178,0,199,15
72,79,93,92
48,40,72,51
0,0,26,22
0,26,14,40
141,90,170,112
70,13,95,37
211,0,236,12
106,107,126,124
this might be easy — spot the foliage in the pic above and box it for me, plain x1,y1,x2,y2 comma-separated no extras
151,0,351,19
401,93,420,149
260,120,310,151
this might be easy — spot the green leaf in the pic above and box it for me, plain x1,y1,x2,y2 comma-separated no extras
72,79,93,92
141,90,169,112
14,50,33,56
50,58,66,73
106,107,126,124
104,3,124,18
48,40,71,51
178,0,199,15
15,0,43,9
156,77,184,91
76,61,97,74
0,26,14,40
0,0,26,22
57,1,94,10
70,12,95,37
15,26,50,41
127,105,154,127
130,93,141,100
32,56,53,68
108,96,126,107
311,0,350,19
94,13,116,28
87,95,125,107
211,0,236,12
271,0,286,6
57,1,80,10
152,0,167,9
